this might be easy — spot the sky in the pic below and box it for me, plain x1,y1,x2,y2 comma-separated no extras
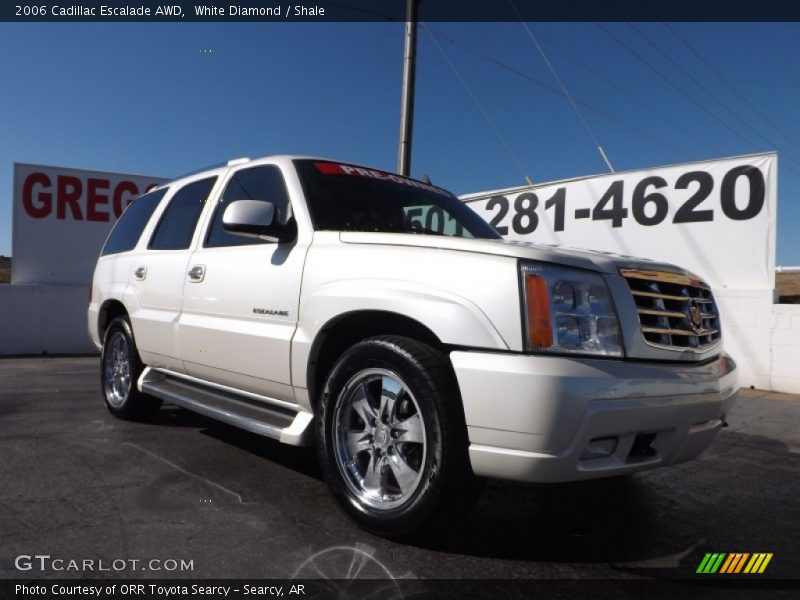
0,21,798,263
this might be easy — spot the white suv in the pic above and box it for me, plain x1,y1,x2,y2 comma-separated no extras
89,156,739,537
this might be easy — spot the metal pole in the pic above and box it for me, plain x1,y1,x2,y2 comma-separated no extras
397,0,418,176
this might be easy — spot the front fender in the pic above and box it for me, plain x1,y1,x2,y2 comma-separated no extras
290,278,511,394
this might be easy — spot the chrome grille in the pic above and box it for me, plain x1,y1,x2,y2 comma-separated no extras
621,269,721,352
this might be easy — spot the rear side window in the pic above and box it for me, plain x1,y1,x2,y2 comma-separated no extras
205,165,292,247
149,177,217,250
101,188,168,256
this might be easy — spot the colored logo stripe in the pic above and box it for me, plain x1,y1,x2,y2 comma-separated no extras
719,553,736,573
697,552,773,574
744,553,773,574
733,553,750,573
697,553,726,573
719,553,749,573
696,553,713,573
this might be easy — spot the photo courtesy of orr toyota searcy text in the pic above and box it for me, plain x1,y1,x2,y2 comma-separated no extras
14,584,296,597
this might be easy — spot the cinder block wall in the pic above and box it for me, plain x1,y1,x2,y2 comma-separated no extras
716,288,800,394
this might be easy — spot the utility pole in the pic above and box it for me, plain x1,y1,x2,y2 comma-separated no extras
396,0,418,176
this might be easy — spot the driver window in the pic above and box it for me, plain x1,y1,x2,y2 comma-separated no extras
205,165,292,247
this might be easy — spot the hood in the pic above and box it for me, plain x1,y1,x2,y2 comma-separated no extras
338,232,690,277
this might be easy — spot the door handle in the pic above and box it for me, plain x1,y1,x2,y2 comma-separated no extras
187,265,206,282
134,266,147,281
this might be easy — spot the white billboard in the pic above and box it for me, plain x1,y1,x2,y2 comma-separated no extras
462,153,777,290
12,163,168,285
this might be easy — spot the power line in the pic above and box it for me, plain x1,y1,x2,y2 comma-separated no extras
327,2,800,180
421,24,534,185
593,20,800,179
428,28,800,182
326,3,671,177
593,22,761,152
509,0,614,172
585,0,800,179
428,29,696,161
534,30,727,158
626,21,800,171
663,21,800,153
322,1,797,178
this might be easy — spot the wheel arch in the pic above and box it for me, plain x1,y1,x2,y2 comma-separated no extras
306,310,446,409
294,279,510,410
97,299,129,343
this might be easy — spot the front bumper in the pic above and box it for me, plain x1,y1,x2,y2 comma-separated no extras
451,351,738,483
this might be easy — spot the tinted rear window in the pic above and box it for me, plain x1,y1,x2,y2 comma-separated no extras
100,188,168,256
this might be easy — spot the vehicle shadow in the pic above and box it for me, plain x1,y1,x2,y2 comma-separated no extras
146,406,798,570
196,414,323,481
146,406,215,427
432,475,670,563
416,430,798,573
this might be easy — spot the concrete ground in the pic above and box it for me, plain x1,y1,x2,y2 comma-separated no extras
0,357,797,586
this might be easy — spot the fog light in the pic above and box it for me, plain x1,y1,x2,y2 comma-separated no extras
581,437,618,460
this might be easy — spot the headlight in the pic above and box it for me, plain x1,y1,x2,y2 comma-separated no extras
520,261,623,357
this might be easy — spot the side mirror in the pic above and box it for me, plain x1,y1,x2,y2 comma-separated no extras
222,200,296,243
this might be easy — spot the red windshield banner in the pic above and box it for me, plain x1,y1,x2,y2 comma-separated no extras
313,162,451,196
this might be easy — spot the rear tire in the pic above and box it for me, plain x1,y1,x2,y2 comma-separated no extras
101,316,161,420
316,335,481,539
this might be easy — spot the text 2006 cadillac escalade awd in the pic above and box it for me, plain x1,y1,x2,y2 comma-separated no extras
88,156,739,536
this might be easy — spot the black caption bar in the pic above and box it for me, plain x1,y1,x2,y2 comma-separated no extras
3,578,798,600
4,0,800,22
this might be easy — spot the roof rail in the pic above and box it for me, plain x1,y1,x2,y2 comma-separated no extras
172,157,252,181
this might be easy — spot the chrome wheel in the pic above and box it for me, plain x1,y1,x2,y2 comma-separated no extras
103,331,131,408
333,368,427,510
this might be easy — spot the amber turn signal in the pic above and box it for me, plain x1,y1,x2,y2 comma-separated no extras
525,274,553,348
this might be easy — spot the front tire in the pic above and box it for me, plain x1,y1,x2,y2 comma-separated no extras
101,316,161,420
316,335,480,538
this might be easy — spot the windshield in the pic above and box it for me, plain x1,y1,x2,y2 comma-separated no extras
294,160,501,239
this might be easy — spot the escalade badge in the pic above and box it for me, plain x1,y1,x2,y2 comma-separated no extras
253,308,290,317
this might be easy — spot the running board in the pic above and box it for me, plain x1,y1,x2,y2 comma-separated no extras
137,367,313,446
